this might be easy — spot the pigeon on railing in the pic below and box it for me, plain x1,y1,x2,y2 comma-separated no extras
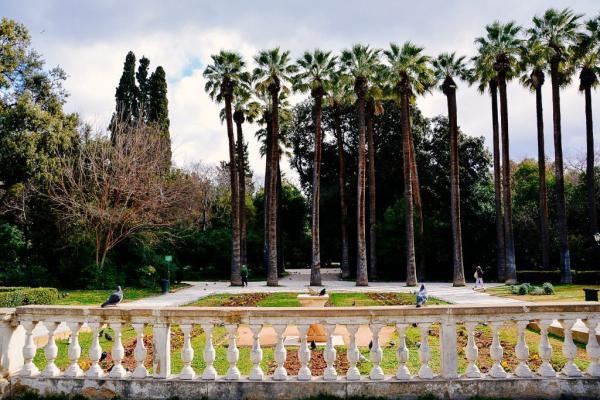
416,284,428,308
101,286,123,308
319,288,326,296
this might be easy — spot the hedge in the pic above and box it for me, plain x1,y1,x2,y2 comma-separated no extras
0,287,59,307
517,270,600,284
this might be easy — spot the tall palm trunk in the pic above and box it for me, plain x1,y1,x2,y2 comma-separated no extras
497,65,517,284
234,111,247,267
263,114,273,272
277,163,284,274
355,77,369,286
550,60,572,284
400,82,417,286
581,68,598,242
409,138,426,281
223,81,242,286
490,81,506,282
366,99,377,280
443,78,465,286
335,107,351,279
310,89,324,286
267,80,280,286
533,72,550,269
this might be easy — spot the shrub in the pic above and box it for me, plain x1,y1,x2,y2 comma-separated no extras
530,286,546,295
0,287,59,307
542,282,555,295
518,284,529,295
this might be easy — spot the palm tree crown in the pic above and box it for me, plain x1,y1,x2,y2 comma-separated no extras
384,42,435,97
293,49,338,97
575,15,600,91
518,40,551,90
475,21,522,78
431,52,471,91
203,51,249,102
253,48,297,95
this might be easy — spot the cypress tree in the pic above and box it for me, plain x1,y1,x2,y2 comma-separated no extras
136,56,150,118
148,66,171,167
111,51,138,142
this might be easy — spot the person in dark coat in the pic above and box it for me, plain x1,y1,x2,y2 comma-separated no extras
241,264,249,287
473,266,484,291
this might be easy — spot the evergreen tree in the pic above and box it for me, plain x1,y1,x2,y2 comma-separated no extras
148,66,171,166
111,51,138,142
136,56,151,117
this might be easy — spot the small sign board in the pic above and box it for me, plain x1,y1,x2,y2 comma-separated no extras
164,255,173,262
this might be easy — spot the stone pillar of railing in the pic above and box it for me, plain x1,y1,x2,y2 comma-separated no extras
249,324,264,381
179,324,195,380
64,322,84,377
463,322,480,378
272,324,287,381
0,311,25,379
86,322,104,378
296,324,311,381
537,320,556,377
514,320,533,378
346,324,360,381
395,323,411,380
42,320,60,377
585,318,600,377
560,319,582,377
369,323,384,380
418,323,434,379
323,324,337,381
131,323,148,378
225,324,240,380
488,321,507,378
153,322,171,378
440,321,458,378
109,322,127,378
201,323,217,380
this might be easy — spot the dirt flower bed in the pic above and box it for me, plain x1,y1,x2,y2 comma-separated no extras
223,293,269,306
266,348,349,376
366,292,414,305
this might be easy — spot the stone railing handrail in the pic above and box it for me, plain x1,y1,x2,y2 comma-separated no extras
2,303,600,399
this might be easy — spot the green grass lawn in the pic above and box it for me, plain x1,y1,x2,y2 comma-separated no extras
54,283,189,305
187,292,447,307
486,284,600,302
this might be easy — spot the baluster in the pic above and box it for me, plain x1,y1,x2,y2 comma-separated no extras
585,318,600,377
369,323,384,380
131,323,148,378
43,320,60,377
64,322,84,377
440,321,458,378
179,324,195,379
346,324,360,381
296,324,311,381
537,319,556,377
488,321,507,378
87,322,105,378
249,324,264,381
514,320,533,378
560,319,582,377
225,324,240,380
463,322,481,378
417,323,433,379
395,324,411,380
272,324,288,381
200,323,217,380
152,322,171,378
323,323,337,380
109,322,127,378
20,320,39,377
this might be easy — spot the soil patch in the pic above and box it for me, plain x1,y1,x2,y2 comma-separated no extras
266,348,349,376
223,293,269,307
367,292,413,305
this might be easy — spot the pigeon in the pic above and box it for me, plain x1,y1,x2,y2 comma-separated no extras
416,284,428,308
368,340,373,350
99,351,108,362
98,329,104,338
310,340,317,350
101,286,123,308
388,340,396,348
307,287,319,296
319,288,326,296
104,332,113,341
351,301,356,306
359,354,369,363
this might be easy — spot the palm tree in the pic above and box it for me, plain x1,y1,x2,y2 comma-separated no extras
365,69,385,280
203,51,248,286
384,42,435,286
253,49,296,286
294,49,338,286
431,52,471,287
326,71,354,279
475,21,522,284
470,49,505,282
340,44,381,286
575,15,600,243
529,8,582,284
518,40,551,269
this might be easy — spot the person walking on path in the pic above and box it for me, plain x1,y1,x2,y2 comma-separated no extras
474,265,484,291
241,264,249,287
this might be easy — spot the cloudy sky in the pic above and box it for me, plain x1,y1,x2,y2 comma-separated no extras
3,0,599,184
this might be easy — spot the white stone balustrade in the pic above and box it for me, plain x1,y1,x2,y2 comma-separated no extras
0,303,599,399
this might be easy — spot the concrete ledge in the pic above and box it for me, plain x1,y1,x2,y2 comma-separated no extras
10,376,600,400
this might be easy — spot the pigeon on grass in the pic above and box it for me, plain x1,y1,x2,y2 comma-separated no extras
416,284,428,308
101,286,123,308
